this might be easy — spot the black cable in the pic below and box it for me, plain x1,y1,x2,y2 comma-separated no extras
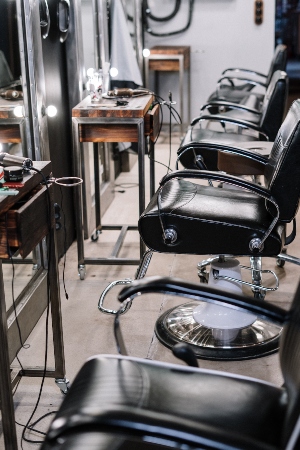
59,185,69,300
143,0,194,37
20,167,52,448
144,0,181,22
146,93,182,174
16,410,58,439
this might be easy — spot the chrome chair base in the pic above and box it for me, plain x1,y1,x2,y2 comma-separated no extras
155,301,282,361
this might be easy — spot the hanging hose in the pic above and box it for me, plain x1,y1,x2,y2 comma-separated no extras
144,0,181,22
142,0,195,37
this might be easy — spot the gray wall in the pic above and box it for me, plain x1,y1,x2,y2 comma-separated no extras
144,0,275,120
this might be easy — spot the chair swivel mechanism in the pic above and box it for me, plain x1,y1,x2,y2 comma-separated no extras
178,70,288,172
43,275,300,450
98,100,300,360
207,44,287,107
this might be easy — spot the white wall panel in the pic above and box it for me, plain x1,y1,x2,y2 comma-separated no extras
144,0,276,120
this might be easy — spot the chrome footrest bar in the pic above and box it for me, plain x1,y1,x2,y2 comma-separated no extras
212,265,279,292
98,279,133,315
98,251,154,315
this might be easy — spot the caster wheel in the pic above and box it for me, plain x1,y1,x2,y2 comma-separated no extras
91,231,100,242
55,378,70,395
253,291,265,300
78,266,86,280
276,258,285,268
198,271,208,283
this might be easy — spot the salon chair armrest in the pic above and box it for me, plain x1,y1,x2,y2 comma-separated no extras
118,276,287,325
217,76,267,89
190,114,269,140
176,141,268,174
200,100,261,115
217,146,268,175
222,67,267,79
159,169,272,199
46,404,275,450
178,142,268,164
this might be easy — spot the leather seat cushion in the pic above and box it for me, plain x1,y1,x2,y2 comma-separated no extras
44,356,287,450
178,128,259,170
139,179,284,256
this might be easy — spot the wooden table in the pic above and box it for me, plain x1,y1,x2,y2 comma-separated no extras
0,161,67,450
144,46,191,133
72,94,158,279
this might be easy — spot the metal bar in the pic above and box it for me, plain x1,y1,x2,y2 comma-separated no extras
93,143,102,232
274,253,300,266
101,225,138,231
72,118,85,267
0,260,18,449
149,140,155,197
48,226,66,379
179,55,184,134
84,258,140,265
110,226,129,258
138,121,146,258
17,368,57,378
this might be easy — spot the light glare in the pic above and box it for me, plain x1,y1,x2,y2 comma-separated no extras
13,106,24,118
110,67,118,78
46,105,57,117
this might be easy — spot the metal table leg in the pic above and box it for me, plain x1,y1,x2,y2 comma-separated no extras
0,260,18,450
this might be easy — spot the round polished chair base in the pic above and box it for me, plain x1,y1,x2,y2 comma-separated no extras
155,301,282,361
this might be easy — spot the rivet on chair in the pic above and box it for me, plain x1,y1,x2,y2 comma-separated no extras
163,228,177,245
249,238,264,253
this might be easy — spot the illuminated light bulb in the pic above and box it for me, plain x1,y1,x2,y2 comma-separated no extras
13,105,24,118
46,105,58,117
110,67,118,78
86,67,95,78
143,48,150,57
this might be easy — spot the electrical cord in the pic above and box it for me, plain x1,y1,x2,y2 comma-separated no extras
144,0,181,22
58,185,69,300
19,167,52,448
142,0,195,37
16,411,58,441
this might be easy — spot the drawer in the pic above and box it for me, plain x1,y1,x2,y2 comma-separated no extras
145,103,160,142
0,184,54,259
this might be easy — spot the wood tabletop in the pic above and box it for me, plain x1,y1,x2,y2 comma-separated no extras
72,94,154,119
0,161,51,215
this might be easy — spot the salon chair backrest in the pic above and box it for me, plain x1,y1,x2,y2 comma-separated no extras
280,280,300,447
264,99,300,223
259,70,288,140
265,44,287,86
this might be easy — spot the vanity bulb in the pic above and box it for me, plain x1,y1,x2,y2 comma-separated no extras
143,48,150,57
110,67,118,78
86,67,95,78
46,105,58,117
13,105,24,118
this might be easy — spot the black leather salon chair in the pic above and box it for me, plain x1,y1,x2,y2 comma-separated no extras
135,99,300,359
43,276,300,450
177,70,288,171
207,44,287,107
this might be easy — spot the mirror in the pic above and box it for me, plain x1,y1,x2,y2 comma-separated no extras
0,0,24,158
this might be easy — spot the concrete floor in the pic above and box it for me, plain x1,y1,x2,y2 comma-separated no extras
2,128,300,448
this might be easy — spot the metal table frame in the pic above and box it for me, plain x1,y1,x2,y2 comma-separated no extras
0,202,67,450
144,54,191,134
72,115,147,279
